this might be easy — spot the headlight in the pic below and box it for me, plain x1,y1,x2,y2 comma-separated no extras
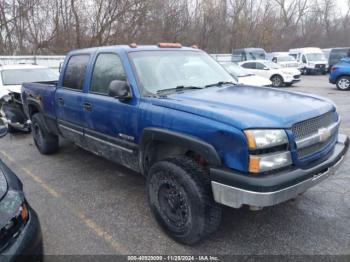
244,129,288,150
249,152,292,173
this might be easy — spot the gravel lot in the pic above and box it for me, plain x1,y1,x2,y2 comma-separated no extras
0,75,349,256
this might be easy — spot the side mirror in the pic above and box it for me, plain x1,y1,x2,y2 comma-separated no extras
108,80,132,101
0,118,8,138
263,67,269,70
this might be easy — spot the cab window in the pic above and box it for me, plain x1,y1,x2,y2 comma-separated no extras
91,53,126,95
63,55,90,90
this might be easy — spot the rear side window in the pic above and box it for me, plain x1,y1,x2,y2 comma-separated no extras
91,53,126,94
255,62,266,70
63,55,90,90
241,62,256,69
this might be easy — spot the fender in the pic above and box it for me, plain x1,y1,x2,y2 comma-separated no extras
26,98,60,135
140,128,222,167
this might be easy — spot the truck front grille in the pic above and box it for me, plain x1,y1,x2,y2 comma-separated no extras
292,111,338,158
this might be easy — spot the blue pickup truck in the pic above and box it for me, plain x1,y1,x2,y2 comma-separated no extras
21,44,349,245
329,58,350,90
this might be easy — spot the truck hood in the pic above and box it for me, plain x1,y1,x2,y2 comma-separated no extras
152,85,334,129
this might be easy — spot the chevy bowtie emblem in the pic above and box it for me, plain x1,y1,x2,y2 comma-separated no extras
318,128,331,142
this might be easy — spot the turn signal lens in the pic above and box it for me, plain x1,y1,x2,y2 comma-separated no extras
249,156,260,173
245,130,257,150
244,129,288,150
20,203,28,221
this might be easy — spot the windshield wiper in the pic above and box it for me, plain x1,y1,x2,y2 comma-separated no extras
156,85,203,94
205,81,236,88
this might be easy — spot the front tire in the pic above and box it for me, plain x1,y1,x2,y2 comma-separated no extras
270,75,284,87
336,76,350,91
147,156,222,245
32,113,59,154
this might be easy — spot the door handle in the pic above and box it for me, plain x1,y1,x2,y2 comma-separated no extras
83,102,92,112
58,97,64,106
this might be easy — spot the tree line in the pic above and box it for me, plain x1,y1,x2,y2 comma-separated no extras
0,0,349,55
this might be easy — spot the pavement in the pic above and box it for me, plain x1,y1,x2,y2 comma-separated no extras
0,75,349,256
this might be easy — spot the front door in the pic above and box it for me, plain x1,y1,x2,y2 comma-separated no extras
83,52,139,171
56,54,91,145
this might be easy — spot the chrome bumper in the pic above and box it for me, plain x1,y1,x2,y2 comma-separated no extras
211,135,348,209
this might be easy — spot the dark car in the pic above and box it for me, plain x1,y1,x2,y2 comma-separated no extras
328,48,350,71
0,122,43,261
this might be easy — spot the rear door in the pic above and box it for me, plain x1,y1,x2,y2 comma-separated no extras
254,62,270,78
56,54,90,145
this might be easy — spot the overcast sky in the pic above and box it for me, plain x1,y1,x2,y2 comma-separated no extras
336,0,349,15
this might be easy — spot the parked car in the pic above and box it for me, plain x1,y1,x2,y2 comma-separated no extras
0,119,43,261
289,47,328,75
220,62,272,86
0,64,58,132
328,48,350,72
329,58,350,90
239,60,301,87
232,48,267,62
21,44,348,245
269,52,299,68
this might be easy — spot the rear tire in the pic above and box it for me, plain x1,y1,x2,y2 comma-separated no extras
31,113,59,154
147,156,222,245
336,76,350,91
270,75,284,87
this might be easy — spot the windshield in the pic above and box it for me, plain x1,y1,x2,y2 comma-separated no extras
129,51,236,94
222,63,250,77
306,53,326,62
277,56,296,62
264,61,282,69
1,68,58,85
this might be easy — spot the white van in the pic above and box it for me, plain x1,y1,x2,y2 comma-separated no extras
269,52,299,68
289,47,328,75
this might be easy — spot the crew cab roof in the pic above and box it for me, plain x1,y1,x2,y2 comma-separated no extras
66,45,200,56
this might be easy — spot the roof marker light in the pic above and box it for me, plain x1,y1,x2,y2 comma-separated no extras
158,43,182,48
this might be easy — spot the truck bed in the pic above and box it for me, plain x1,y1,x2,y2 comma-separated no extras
21,81,58,119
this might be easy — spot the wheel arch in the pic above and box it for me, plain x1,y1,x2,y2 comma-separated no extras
26,99,42,119
335,74,350,83
139,128,222,175
270,74,283,81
